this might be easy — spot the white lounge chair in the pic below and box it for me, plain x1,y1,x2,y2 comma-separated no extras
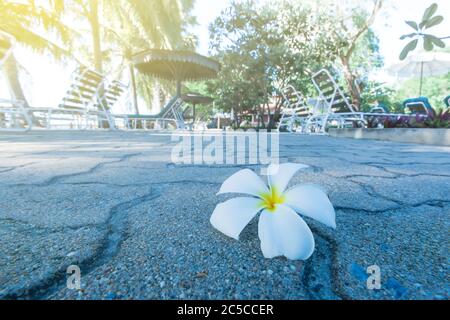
307,69,430,133
94,77,186,131
28,66,112,130
121,96,186,130
308,69,366,133
94,78,131,130
0,31,32,132
277,85,311,133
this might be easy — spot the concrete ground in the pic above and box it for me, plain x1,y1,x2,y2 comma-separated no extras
0,131,448,300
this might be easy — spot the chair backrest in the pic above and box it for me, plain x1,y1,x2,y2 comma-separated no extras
0,31,14,67
164,97,184,119
370,106,387,113
403,97,433,115
444,95,450,108
311,69,355,114
95,79,128,112
59,66,104,111
158,95,181,118
280,85,310,116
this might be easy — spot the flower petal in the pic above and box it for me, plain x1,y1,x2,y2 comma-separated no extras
258,205,315,260
217,169,268,197
267,163,309,193
284,184,336,229
210,197,262,240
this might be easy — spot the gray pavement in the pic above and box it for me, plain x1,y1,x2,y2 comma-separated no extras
0,131,448,300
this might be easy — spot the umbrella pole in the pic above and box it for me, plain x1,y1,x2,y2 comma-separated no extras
176,80,181,97
419,61,424,96
193,103,196,124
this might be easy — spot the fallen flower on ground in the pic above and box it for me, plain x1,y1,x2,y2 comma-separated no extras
210,163,336,260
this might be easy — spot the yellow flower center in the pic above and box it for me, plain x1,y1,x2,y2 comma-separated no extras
259,187,285,212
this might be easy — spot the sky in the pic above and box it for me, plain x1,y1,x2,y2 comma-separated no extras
1,0,449,109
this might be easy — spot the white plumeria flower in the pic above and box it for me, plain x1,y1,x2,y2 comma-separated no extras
210,163,336,260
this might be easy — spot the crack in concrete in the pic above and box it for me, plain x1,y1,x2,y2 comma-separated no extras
336,173,450,180
302,227,354,300
60,180,222,188
0,153,142,187
0,179,224,299
43,153,142,186
0,187,161,300
166,163,262,169
361,161,450,177
0,162,39,174
0,180,220,235
1,134,449,300
335,199,450,215
0,217,101,234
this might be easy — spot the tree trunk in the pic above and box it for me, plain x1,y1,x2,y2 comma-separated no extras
89,0,102,74
88,0,108,128
129,64,139,114
3,54,44,126
338,0,383,111
341,57,361,111
3,54,29,107
265,103,273,132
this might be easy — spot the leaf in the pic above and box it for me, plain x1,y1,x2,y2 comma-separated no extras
419,20,427,30
405,21,419,31
427,35,446,48
400,33,417,40
424,37,434,51
422,3,438,23
425,15,444,29
399,39,418,60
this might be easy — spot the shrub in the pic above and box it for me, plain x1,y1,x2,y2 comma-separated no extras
410,108,450,128
363,108,450,129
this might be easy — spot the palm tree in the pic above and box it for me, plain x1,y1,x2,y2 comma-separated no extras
1,0,196,114
0,0,72,106
65,0,197,113
56,0,195,111
102,0,197,113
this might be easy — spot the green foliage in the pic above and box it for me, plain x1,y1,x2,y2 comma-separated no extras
365,108,450,129
0,0,73,59
1,0,196,111
423,108,450,128
105,0,197,110
206,0,281,124
415,108,450,128
393,72,450,110
183,81,216,121
204,0,385,123
350,29,384,71
399,3,446,60
360,81,402,113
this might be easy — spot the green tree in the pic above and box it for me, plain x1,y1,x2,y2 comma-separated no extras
1,0,196,114
0,0,72,106
62,0,196,74
207,0,383,127
208,1,277,128
101,0,197,112
323,0,384,109
394,73,450,110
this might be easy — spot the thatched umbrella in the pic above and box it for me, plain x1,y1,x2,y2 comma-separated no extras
132,49,220,98
388,52,450,96
181,93,213,123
